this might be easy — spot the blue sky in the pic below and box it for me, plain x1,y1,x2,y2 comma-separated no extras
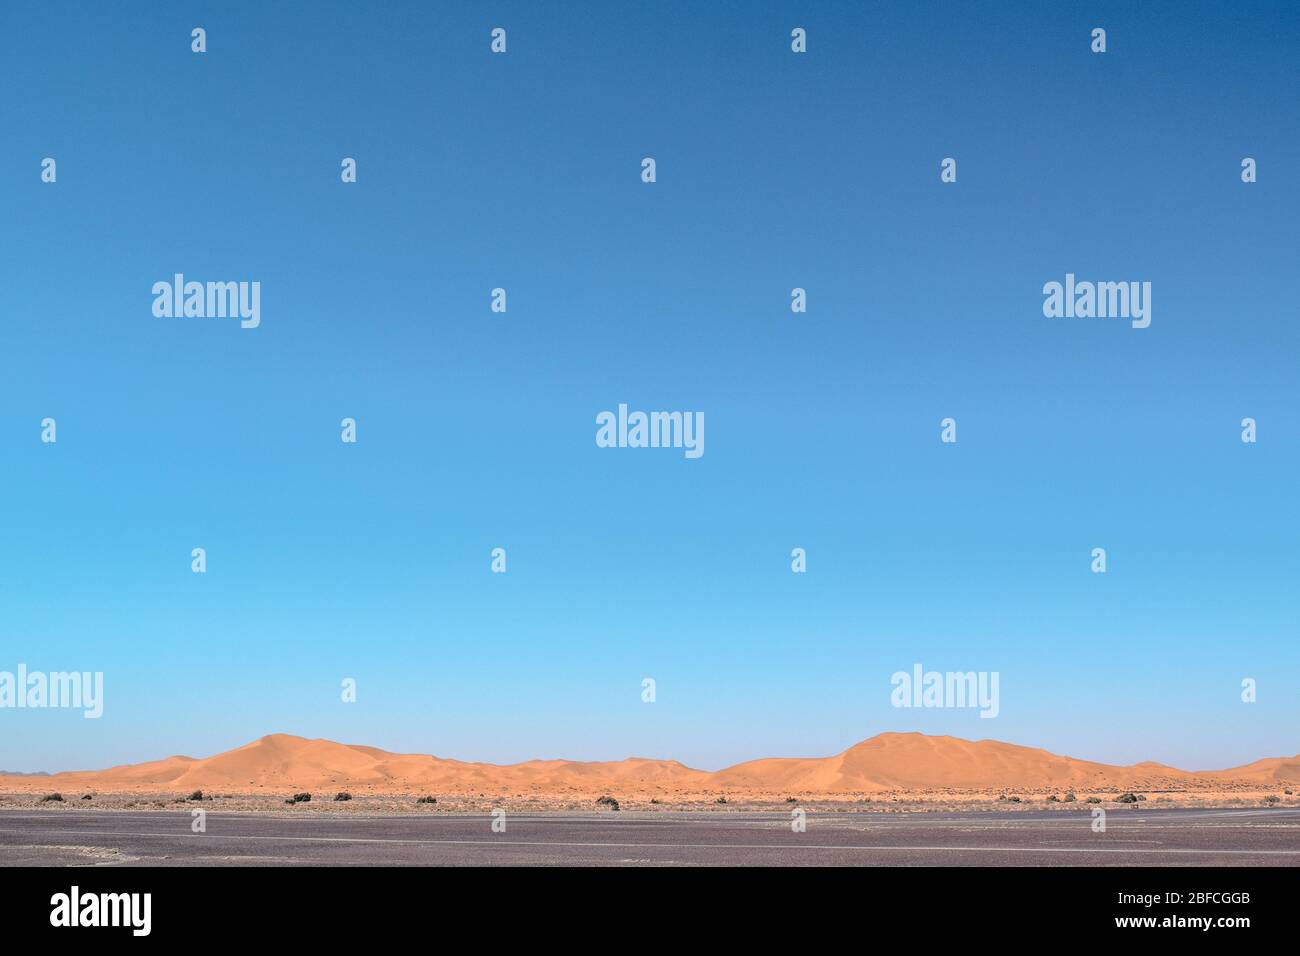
1,1,1297,773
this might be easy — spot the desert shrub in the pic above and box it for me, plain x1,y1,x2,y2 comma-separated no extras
595,795,620,811
1263,795,1281,804
334,792,352,802
1007,795,1021,803
786,796,797,803
715,796,728,804
1063,792,1077,802
81,794,93,800
649,798,660,804
1115,792,1142,804
1085,796,1102,804
188,790,204,801
40,793,63,803
286,792,311,804
416,795,437,804
1046,795,1059,803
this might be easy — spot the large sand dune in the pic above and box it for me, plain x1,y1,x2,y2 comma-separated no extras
2,732,1295,797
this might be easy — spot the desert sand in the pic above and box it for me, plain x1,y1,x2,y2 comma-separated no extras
1,732,1295,812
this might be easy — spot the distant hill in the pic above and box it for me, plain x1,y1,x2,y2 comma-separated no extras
1,731,1294,795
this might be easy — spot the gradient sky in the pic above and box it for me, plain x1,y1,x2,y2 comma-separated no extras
2,1,1297,773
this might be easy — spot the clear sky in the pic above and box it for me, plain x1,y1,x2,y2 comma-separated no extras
2,1,1297,773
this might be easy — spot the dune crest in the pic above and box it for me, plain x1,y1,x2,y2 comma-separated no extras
2,732,1294,795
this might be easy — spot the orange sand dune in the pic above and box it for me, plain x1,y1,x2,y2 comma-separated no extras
1,732,1293,795
7,734,711,793
713,733,1197,791
1199,755,1300,784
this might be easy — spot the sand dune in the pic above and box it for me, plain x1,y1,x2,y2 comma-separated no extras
1,732,1294,797
712,734,1195,791
15,734,711,793
1199,755,1300,784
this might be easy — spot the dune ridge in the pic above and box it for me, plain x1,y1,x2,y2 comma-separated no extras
2,732,1296,795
